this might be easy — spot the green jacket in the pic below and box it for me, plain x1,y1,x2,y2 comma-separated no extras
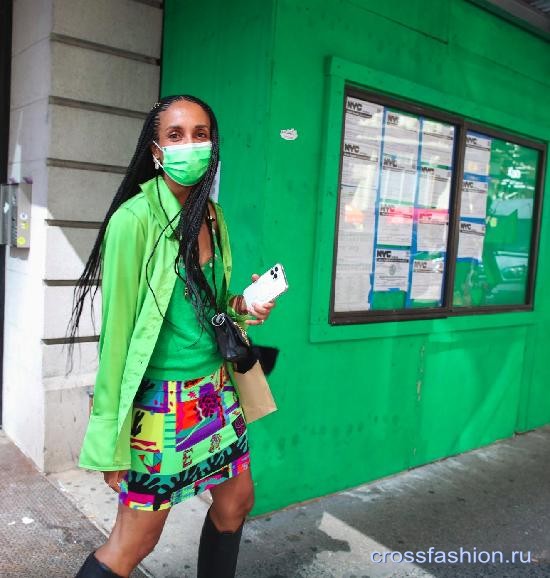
79,176,247,471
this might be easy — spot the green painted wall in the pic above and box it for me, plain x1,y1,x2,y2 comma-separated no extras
162,0,550,516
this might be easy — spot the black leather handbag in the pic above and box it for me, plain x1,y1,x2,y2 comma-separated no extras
211,312,257,372
211,312,249,360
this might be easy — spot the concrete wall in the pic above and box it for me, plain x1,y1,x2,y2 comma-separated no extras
4,0,162,472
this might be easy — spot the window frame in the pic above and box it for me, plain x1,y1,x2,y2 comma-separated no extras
329,85,546,325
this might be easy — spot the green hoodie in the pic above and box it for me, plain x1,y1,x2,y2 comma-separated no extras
78,176,248,471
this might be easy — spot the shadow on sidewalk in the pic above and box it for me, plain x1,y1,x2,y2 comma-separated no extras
236,426,550,577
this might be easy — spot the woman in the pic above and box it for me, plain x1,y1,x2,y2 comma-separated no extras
68,95,275,578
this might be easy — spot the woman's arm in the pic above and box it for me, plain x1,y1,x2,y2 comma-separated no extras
210,201,274,326
229,295,248,315
79,206,146,471
208,201,252,326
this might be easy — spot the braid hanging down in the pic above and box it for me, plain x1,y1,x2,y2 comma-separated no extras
66,95,221,371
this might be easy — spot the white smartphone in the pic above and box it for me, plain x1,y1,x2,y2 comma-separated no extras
243,263,288,309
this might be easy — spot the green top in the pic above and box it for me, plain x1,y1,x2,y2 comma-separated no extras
78,175,252,472
144,232,225,381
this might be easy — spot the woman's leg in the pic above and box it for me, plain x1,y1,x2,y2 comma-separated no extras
92,503,170,577
197,468,255,578
208,467,255,531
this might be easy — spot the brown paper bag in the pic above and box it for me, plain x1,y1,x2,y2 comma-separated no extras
227,360,277,424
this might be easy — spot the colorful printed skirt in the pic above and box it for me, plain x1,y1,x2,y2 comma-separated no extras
119,363,250,511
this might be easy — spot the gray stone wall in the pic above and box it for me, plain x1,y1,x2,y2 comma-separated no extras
4,0,162,472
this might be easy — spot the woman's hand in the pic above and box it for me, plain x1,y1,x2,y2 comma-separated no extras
103,470,128,493
245,273,276,326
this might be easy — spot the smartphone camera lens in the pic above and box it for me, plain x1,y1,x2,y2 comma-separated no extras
270,269,275,276
274,273,278,279
275,266,279,272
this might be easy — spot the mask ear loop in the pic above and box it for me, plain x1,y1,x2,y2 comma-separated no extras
152,141,164,171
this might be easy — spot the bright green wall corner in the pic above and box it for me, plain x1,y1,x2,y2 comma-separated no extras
162,0,550,516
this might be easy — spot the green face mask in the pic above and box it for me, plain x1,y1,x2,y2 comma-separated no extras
154,140,212,186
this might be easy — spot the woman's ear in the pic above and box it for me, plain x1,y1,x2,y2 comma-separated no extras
150,142,161,159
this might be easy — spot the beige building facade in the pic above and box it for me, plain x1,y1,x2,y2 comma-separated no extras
3,0,163,472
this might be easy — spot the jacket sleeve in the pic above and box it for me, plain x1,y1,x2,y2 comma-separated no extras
78,206,145,471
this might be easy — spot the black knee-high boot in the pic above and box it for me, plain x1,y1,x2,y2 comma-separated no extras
74,552,124,578
196,506,245,578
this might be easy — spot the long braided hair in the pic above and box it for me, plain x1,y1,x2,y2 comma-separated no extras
66,95,221,367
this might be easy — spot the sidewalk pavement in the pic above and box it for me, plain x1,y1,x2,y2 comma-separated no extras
0,432,147,578
3,427,550,577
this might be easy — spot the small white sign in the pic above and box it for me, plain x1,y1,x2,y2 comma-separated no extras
280,128,298,141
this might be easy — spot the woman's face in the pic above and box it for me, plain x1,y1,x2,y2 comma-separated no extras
152,99,211,160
